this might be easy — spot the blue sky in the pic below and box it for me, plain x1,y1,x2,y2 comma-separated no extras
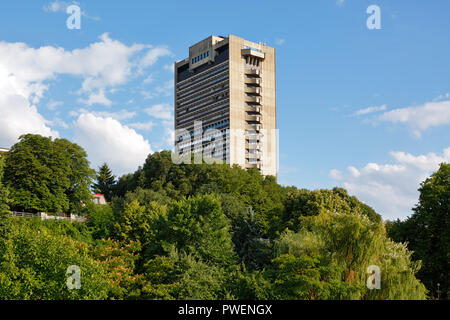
0,0,449,220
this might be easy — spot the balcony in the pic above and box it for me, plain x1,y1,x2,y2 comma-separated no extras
246,151,261,159
245,113,261,122
246,140,261,149
247,123,262,131
242,48,265,59
245,96,261,104
246,87,261,95
246,162,262,170
245,68,261,76
245,78,261,86
246,105,261,113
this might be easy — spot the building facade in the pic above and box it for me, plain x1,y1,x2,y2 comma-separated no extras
174,35,277,176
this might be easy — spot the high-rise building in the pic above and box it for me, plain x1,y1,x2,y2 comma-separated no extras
174,35,277,177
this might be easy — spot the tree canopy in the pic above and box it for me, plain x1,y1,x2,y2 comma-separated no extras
388,163,449,299
0,139,437,300
92,163,116,202
3,134,94,214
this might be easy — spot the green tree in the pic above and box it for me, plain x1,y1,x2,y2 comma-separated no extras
233,208,272,271
0,157,11,237
388,163,449,299
86,204,115,240
3,134,94,214
0,219,111,300
147,194,237,267
269,208,427,300
142,246,229,300
92,163,116,202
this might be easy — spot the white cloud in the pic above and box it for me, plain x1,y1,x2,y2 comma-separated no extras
330,147,450,220
144,103,173,121
163,64,174,73
139,46,172,69
336,0,345,7
329,168,343,180
43,1,72,13
47,100,63,110
127,121,155,131
354,104,386,116
0,34,171,146
72,108,137,121
0,94,58,147
433,93,450,101
77,89,112,107
379,100,450,137
74,113,152,175
0,33,171,106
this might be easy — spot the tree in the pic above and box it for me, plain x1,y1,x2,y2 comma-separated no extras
3,134,94,214
232,208,272,271
388,163,449,299
0,157,11,237
0,219,111,299
269,208,427,300
86,204,115,240
92,163,116,202
147,194,237,267
142,246,229,300
282,188,381,233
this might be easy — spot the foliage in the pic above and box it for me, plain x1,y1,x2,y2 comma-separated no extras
0,219,110,300
282,187,381,232
388,163,449,299
0,157,11,236
0,139,434,301
89,238,144,299
86,204,115,240
3,134,94,214
232,208,272,271
142,246,229,300
146,194,237,268
92,163,116,202
268,209,427,300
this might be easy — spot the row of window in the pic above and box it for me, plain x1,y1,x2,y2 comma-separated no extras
192,51,210,64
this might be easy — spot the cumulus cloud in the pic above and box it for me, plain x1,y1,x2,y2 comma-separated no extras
73,113,152,175
330,147,450,220
0,34,171,146
0,33,171,105
127,121,155,131
70,108,137,121
0,94,58,147
354,104,386,116
379,100,450,137
139,46,172,69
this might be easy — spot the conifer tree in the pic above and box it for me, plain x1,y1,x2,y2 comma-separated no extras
93,163,116,202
